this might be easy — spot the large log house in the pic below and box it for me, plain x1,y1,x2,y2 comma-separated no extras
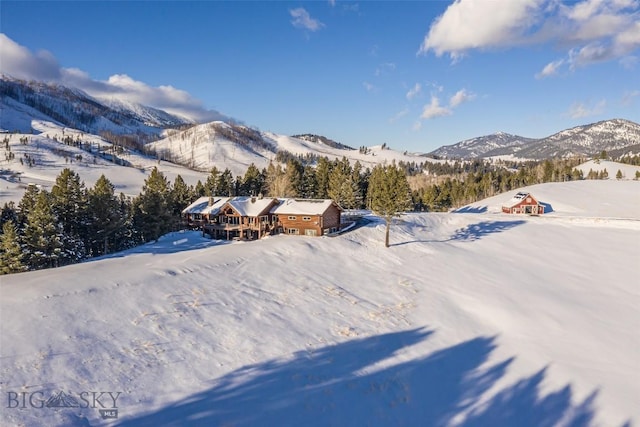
182,196,342,240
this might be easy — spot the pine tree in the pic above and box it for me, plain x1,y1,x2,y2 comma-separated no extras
328,157,357,208
300,165,318,198
616,169,623,180
17,184,41,228
315,157,332,199
87,175,123,256
241,163,265,196
0,220,26,274
23,191,63,269
286,159,304,197
0,202,18,229
134,167,172,242
194,180,206,197
170,174,194,221
50,168,88,264
217,169,235,196
368,163,412,247
204,167,220,196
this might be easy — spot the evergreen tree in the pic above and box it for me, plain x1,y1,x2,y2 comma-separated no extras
300,165,318,199
286,159,304,197
194,180,206,197
0,220,26,275
368,163,412,247
315,157,332,199
217,168,235,196
351,160,364,208
87,175,123,256
50,168,88,263
241,163,265,196
204,167,220,196
170,174,194,221
616,169,623,180
134,167,172,242
328,157,357,208
23,191,63,269
0,202,18,229
114,193,139,251
17,184,40,228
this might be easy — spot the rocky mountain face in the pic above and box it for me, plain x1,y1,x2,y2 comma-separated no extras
430,119,640,159
0,76,192,136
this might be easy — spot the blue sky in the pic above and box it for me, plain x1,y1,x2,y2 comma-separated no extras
1,1,639,152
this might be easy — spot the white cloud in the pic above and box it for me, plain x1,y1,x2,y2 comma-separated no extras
419,0,640,70
449,89,475,107
363,81,376,92
567,99,606,118
536,59,566,78
418,0,545,59
406,83,422,100
0,34,228,122
0,34,62,81
621,90,640,105
389,107,409,123
619,55,638,68
374,62,396,76
290,8,325,32
420,96,452,119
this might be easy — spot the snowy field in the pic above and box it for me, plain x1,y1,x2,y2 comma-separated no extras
1,180,638,426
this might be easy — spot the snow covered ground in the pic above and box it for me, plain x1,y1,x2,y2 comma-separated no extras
1,180,638,426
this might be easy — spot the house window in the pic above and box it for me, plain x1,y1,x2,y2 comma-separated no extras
302,216,311,221
305,229,317,236
288,216,297,220
193,214,202,220
287,228,299,235
526,198,531,203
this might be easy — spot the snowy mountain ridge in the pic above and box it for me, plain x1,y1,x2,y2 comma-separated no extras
0,76,193,136
430,118,640,159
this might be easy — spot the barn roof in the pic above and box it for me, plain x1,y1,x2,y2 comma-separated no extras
271,198,341,215
182,196,230,215
503,192,540,208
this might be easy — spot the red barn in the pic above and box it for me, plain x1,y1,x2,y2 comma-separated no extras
502,192,545,215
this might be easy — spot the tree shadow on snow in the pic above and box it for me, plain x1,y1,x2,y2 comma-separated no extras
452,206,488,214
449,220,526,242
116,328,605,427
392,220,526,247
82,232,231,264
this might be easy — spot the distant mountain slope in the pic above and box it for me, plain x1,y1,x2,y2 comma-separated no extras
430,132,536,158
291,134,354,150
430,119,640,159
148,121,441,174
0,76,192,135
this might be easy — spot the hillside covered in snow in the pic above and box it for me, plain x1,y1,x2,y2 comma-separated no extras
1,179,638,426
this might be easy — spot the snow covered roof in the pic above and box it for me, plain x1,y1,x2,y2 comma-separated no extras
223,197,279,217
182,196,230,215
271,198,340,215
503,192,538,208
